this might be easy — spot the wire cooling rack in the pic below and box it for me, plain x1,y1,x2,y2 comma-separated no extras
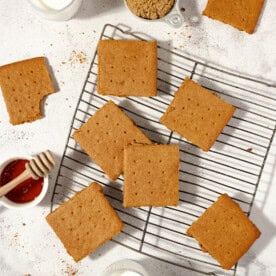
51,24,276,275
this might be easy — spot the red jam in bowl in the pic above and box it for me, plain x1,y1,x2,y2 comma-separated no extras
0,159,43,203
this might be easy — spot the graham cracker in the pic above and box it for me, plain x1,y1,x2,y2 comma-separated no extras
187,194,261,270
46,182,123,262
0,57,55,125
73,100,151,181
203,0,264,34
97,40,157,96
160,77,235,151
123,144,179,208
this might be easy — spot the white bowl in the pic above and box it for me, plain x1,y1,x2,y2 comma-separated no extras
123,0,184,28
0,156,49,210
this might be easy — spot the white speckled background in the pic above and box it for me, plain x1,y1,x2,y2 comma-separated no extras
0,0,276,275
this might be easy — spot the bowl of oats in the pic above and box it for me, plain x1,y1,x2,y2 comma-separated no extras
124,0,183,28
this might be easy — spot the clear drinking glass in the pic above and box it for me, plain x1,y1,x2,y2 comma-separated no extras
28,0,83,21
101,259,149,276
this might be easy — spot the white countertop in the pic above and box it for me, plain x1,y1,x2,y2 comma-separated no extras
0,0,276,275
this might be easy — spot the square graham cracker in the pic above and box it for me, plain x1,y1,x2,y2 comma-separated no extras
46,182,123,262
203,0,264,34
73,100,151,181
123,144,179,207
160,78,235,151
97,40,157,96
187,194,261,270
0,57,55,125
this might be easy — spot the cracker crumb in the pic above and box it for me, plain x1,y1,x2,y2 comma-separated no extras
63,264,78,276
10,232,21,248
69,50,87,64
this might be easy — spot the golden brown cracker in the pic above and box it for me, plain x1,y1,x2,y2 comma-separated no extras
0,57,55,125
187,194,261,270
73,100,151,181
46,182,123,262
203,0,264,34
123,144,179,207
97,40,157,96
160,77,235,151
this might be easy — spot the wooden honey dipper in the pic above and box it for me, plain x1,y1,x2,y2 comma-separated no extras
0,151,55,198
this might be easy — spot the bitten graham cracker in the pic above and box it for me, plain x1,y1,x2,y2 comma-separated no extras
187,194,261,270
203,0,264,34
123,144,179,207
73,100,151,181
160,77,235,151
0,57,55,125
97,40,157,96
46,182,123,262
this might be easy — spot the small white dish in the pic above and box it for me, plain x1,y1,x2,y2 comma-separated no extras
101,259,149,276
0,155,49,210
124,0,184,28
28,0,83,21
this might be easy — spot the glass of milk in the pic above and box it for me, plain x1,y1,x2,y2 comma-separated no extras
101,259,149,276
28,0,83,21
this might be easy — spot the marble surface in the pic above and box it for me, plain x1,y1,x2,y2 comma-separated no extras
0,0,276,275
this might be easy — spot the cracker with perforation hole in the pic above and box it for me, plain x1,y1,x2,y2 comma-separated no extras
46,182,123,262
97,40,157,96
160,77,235,151
73,100,151,181
203,0,264,34
0,57,55,125
187,194,261,270
123,144,179,207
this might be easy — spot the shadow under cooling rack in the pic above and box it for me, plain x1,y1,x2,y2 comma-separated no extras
51,24,276,275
